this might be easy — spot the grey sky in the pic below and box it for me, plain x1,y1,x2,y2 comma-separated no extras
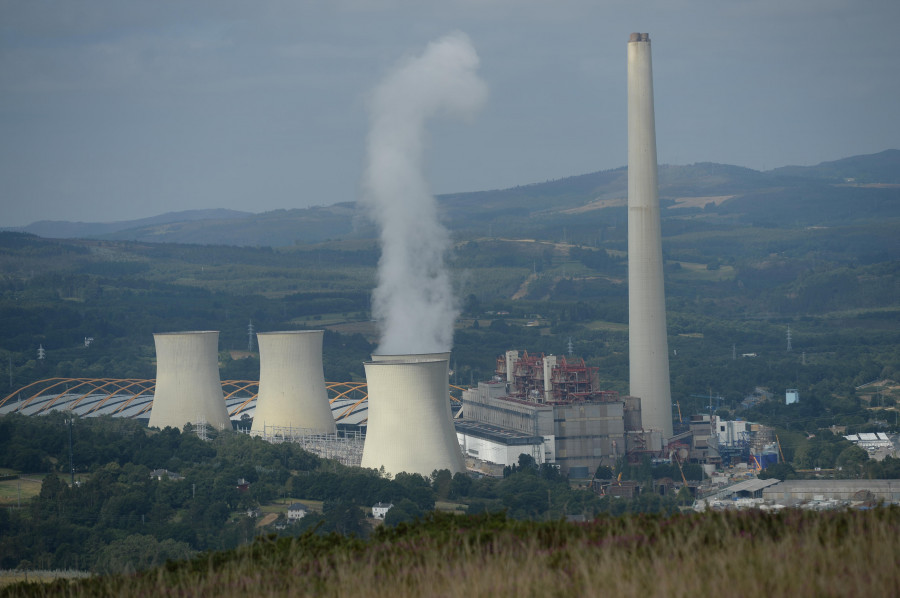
1,0,898,227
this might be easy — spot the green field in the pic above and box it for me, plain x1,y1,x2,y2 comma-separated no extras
0,476,42,506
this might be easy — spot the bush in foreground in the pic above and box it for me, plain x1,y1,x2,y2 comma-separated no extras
4,508,899,597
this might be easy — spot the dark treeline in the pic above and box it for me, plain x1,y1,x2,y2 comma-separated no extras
0,415,687,574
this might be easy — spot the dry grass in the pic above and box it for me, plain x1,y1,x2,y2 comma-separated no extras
0,477,42,506
4,509,899,597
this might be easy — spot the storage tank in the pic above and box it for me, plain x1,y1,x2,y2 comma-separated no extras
251,330,336,436
361,357,464,476
149,331,230,431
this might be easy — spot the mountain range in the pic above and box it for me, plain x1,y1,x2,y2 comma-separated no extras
6,150,899,247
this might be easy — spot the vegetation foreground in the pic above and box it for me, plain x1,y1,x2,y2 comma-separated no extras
3,509,898,598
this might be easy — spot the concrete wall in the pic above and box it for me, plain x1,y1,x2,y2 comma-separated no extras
762,480,900,502
553,402,625,472
460,382,554,436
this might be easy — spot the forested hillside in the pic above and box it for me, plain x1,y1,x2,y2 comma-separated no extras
0,150,898,438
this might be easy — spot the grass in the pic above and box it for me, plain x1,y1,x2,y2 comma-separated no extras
585,320,628,333
4,509,898,597
669,261,736,281
0,476,42,506
0,571,91,589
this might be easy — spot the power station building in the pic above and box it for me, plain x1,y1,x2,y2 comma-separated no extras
251,330,336,436
456,351,657,477
360,356,465,477
627,32,674,441
148,331,231,431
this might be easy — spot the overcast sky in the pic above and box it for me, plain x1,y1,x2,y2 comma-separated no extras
1,0,898,227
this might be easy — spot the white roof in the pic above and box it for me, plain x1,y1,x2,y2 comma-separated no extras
727,478,782,494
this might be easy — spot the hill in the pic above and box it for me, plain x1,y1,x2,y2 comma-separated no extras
6,150,899,246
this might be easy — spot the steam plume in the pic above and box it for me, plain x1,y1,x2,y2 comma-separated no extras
361,32,487,354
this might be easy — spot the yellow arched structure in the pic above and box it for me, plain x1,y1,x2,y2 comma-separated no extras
0,378,466,423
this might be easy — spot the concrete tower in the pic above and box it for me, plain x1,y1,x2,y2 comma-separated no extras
251,330,336,436
361,357,464,477
371,352,451,363
627,32,673,440
149,331,230,430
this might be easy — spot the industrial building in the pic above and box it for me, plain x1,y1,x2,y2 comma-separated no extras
627,32,674,442
148,331,231,431
251,330,336,436
762,480,900,503
360,357,465,477
455,351,655,477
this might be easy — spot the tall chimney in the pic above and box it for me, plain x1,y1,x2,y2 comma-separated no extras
627,33,673,441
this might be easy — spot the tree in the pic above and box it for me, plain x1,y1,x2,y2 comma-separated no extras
383,499,422,527
835,445,869,477
758,462,797,480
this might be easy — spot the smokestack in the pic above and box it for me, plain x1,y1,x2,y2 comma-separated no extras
627,33,674,441
149,331,230,431
361,357,464,477
251,331,336,436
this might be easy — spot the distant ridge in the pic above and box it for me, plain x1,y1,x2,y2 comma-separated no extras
8,209,251,240
5,150,898,247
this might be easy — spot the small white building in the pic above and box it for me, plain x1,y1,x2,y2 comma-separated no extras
372,502,394,520
786,389,799,405
844,433,893,451
714,419,751,447
287,503,309,521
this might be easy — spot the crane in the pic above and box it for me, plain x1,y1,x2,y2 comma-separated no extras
674,457,689,487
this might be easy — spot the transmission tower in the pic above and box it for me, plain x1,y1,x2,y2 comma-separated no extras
247,320,256,352
37,345,45,360
567,337,574,356
786,326,792,352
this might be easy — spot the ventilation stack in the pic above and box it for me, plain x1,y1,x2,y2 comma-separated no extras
627,32,674,441
361,357,464,477
251,330,336,436
149,331,230,431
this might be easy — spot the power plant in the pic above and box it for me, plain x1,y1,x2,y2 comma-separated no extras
148,331,231,431
360,357,465,477
627,32,674,442
251,330,336,436
6,32,686,481
455,350,659,477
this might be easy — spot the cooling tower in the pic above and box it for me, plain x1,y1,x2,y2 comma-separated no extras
251,330,336,435
361,357,464,477
148,331,230,431
371,352,451,363
627,32,674,440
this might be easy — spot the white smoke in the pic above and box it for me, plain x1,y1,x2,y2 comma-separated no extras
361,32,487,355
